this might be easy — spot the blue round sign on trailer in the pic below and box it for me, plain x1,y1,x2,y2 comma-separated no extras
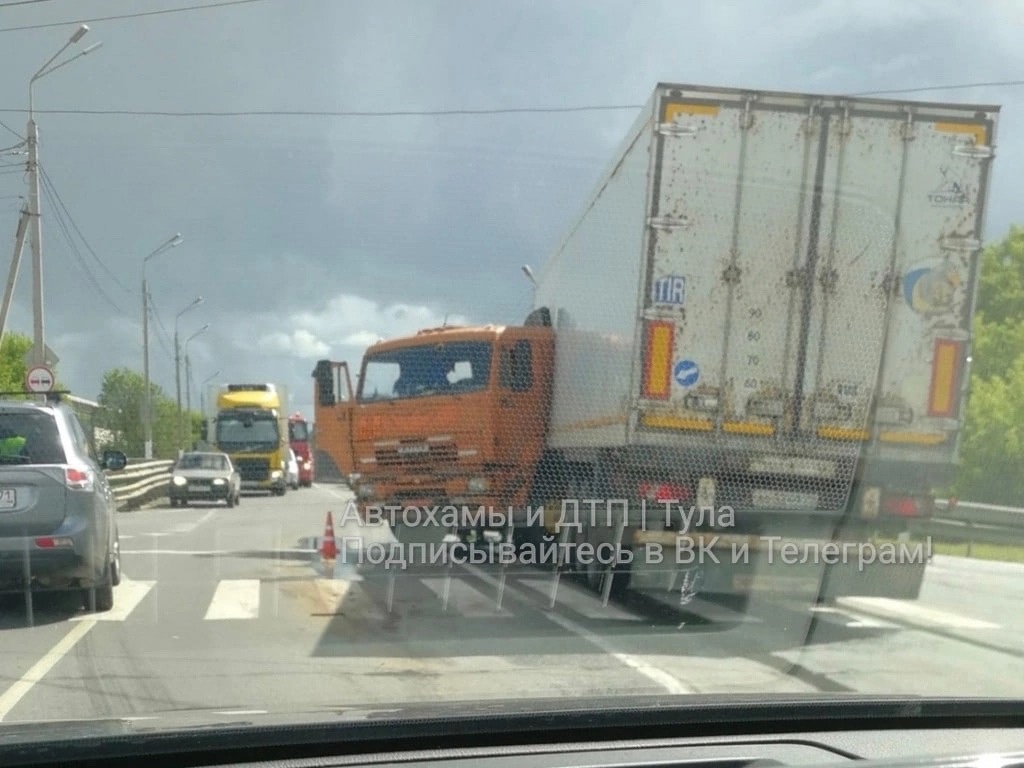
674,359,699,388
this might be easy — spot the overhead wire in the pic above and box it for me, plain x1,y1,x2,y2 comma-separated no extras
38,168,125,314
0,78,1019,121
39,164,131,294
0,0,271,33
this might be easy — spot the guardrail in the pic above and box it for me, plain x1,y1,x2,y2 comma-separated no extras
106,458,173,511
907,498,1024,554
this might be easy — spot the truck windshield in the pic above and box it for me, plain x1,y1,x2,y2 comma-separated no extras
216,414,279,451
289,421,309,442
359,341,493,402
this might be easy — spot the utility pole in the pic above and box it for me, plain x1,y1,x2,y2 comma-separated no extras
0,210,29,340
141,234,183,459
25,25,101,368
174,297,202,451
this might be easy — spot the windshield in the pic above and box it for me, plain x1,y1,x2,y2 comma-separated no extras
358,341,493,401
215,414,279,451
177,453,228,471
2,0,1024,758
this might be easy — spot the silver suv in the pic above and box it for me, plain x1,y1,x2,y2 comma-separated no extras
0,399,128,612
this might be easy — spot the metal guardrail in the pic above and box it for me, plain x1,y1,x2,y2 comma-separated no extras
106,458,173,511
909,498,1024,554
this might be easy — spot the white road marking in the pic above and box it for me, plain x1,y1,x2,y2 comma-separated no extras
0,620,96,720
463,564,693,694
204,579,261,620
70,579,155,623
513,576,641,621
838,597,1000,630
421,577,511,618
808,604,896,629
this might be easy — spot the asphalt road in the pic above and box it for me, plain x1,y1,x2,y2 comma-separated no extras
0,483,1021,724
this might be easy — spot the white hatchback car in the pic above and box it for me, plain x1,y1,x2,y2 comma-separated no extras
285,448,299,491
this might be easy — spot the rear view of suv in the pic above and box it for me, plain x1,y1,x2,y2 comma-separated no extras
0,399,128,612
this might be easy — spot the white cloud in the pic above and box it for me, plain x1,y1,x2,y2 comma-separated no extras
258,329,330,359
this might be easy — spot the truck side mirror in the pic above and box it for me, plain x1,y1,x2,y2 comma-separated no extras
312,360,337,406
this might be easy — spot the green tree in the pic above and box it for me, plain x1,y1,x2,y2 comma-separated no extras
0,333,33,395
97,367,180,458
954,225,1024,502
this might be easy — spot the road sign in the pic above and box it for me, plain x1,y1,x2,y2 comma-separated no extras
25,365,55,393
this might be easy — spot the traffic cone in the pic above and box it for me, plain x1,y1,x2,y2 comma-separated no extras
320,511,337,560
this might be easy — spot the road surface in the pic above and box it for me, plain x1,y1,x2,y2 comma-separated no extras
0,483,1021,723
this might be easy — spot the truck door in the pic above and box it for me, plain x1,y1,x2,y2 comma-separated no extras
311,360,355,482
644,96,904,440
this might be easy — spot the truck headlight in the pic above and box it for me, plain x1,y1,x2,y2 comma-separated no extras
303,461,311,470
212,478,226,485
271,470,283,480
172,476,186,486
467,477,489,492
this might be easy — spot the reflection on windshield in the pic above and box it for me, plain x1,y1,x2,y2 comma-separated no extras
177,453,228,471
358,342,492,402
216,416,279,450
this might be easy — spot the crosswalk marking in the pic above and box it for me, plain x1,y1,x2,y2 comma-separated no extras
204,579,260,620
70,579,155,622
837,597,999,630
58,572,1004,634
514,576,642,621
421,576,511,617
677,596,763,625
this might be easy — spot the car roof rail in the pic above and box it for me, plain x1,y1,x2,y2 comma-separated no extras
0,389,71,404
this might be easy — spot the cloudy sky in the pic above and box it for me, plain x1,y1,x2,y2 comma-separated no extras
0,0,1021,418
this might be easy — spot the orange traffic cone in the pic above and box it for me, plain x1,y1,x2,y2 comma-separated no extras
320,511,337,560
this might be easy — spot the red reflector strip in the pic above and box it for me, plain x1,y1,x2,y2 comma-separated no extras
642,321,674,400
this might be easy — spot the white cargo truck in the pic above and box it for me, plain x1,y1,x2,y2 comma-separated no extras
312,82,999,604
522,82,999,601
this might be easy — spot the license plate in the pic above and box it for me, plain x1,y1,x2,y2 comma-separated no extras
0,488,15,508
748,455,836,478
751,489,819,509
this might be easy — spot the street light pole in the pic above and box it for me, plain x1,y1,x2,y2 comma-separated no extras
200,370,220,420
141,233,183,459
26,25,102,367
174,297,203,451
183,324,209,443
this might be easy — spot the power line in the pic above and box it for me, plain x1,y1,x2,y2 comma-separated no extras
0,105,645,118
0,0,52,6
39,170,125,314
0,79,1019,121
39,164,131,294
0,119,21,141
0,0,270,33
851,80,1024,96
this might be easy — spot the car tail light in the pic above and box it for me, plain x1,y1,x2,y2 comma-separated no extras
882,494,934,518
35,536,74,548
638,482,691,503
64,466,94,491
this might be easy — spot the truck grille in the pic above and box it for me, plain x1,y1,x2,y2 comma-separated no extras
375,443,457,468
235,457,270,482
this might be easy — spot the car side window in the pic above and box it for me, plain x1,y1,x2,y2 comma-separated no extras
67,414,96,463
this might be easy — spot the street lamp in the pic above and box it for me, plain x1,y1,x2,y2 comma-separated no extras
26,25,102,367
141,233,183,459
184,323,209,435
199,369,220,421
174,297,203,451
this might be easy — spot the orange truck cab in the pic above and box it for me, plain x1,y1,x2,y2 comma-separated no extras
312,320,553,536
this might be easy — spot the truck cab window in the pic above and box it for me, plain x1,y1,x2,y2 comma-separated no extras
500,340,533,392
